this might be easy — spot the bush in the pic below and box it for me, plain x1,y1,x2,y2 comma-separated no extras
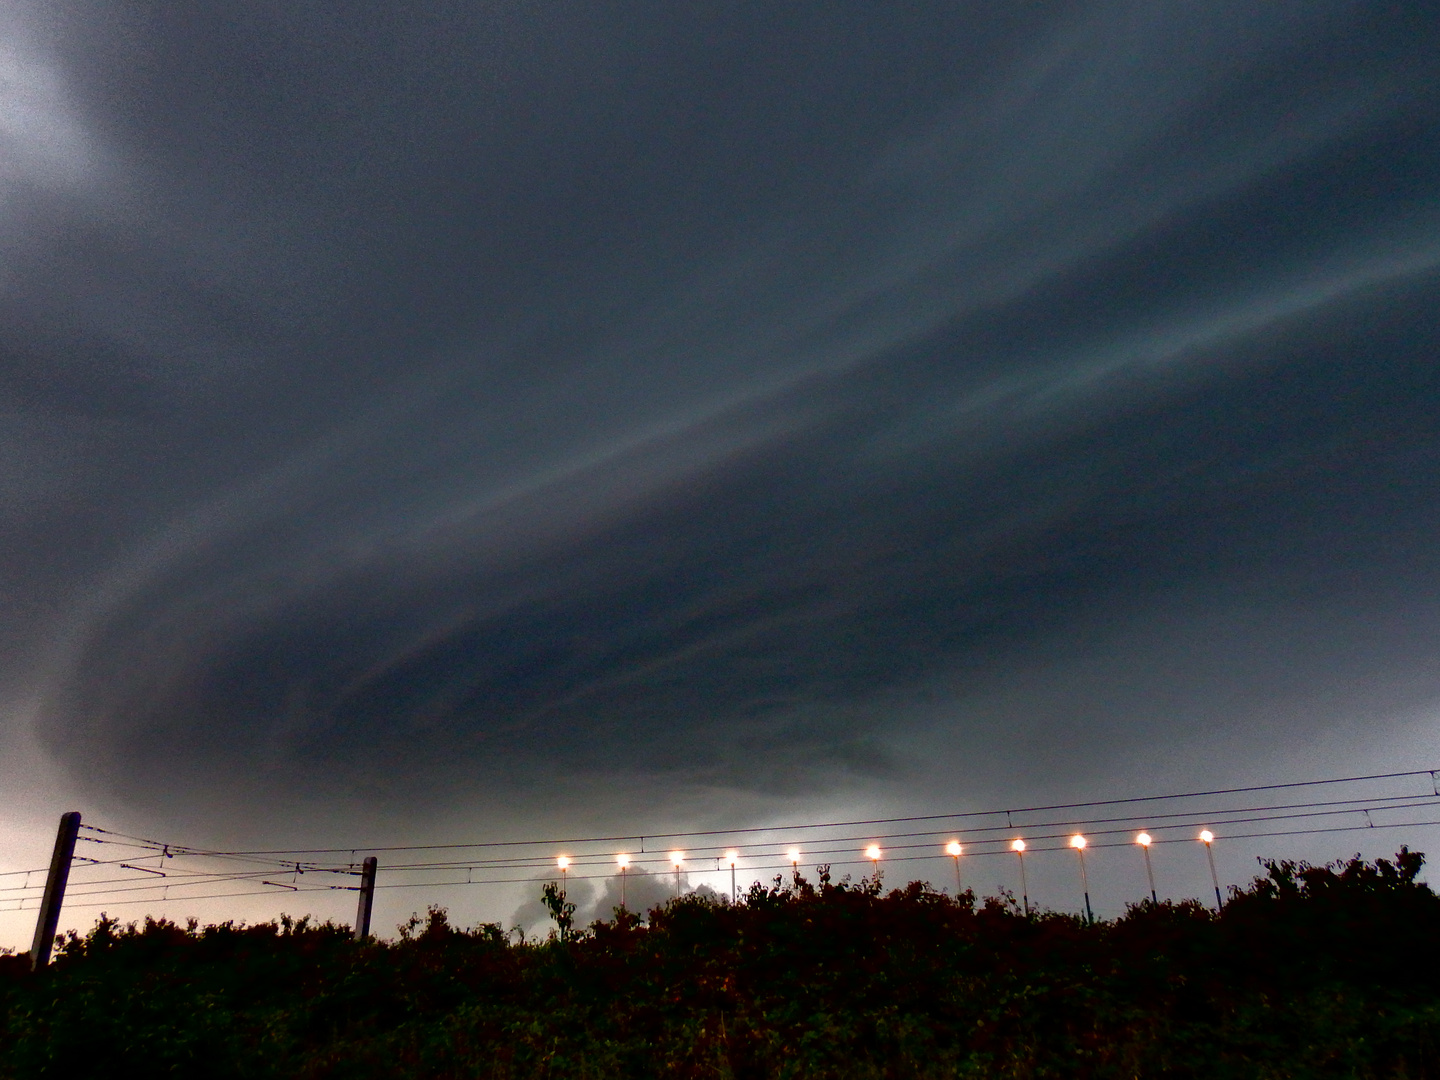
2,851,1438,1078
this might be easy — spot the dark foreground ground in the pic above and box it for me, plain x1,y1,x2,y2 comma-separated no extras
2,851,1438,1079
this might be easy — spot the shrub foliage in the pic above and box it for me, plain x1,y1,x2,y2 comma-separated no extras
2,851,1439,1077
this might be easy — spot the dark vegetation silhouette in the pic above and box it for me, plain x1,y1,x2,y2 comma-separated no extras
2,851,1439,1077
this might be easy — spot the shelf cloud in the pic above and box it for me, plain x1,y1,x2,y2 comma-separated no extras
3,2,1438,832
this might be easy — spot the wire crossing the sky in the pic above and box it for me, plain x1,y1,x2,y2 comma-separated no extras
4,768,1439,923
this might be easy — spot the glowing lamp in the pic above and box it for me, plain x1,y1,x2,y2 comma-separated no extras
1198,831,1222,909
1071,833,1093,924
724,850,739,868
788,848,802,865
1137,831,1157,904
945,840,963,895
617,853,631,869
865,844,882,861
557,854,571,903
670,851,685,868
1012,837,1029,916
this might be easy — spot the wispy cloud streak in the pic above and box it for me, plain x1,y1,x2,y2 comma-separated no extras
0,1,1435,827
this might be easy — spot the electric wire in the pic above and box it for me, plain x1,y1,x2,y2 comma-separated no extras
6,769,1437,919
34,811,1435,899
353,816,1440,892
88,767,1436,857
343,796,1440,873
44,789,1440,881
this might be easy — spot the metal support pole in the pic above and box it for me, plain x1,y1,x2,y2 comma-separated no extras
353,856,377,940
952,855,961,896
1077,847,1093,925
1143,844,1157,905
1205,842,1223,910
1017,850,1029,916
31,811,81,970
620,866,627,911
730,864,736,904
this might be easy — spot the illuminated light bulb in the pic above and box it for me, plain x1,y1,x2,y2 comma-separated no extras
617,853,631,869
865,844,882,861
945,839,964,895
1198,830,1222,910
1137,830,1158,905
1071,834,1093,925
724,850,739,867
1012,837,1030,916
788,848,802,865
557,856,570,870
670,850,685,892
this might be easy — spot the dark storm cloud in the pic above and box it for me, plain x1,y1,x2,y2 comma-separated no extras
5,2,1440,816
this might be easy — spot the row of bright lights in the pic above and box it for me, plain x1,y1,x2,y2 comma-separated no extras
558,831,1220,871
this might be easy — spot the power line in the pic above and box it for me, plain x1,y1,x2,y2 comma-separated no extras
355,816,1440,892
49,783,1440,882
9,769,1435,921
16,814,1435,908
91,768,1436,858
37,883,357,912
350,796,1440,873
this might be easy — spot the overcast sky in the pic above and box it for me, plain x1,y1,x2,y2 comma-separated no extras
3,2,1440,929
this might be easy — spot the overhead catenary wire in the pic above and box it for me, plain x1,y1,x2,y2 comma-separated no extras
30,883,357,912
338,795,1440,874
45,812,1440,900
0,859,358,893
54,770,1440,863
0,828,365,920
7,769,1438,922
343,816,1440,892
63,795,1440,872
75,832,359,874
15,812,1438,911
92,768,1438,858
7,807,1434,902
